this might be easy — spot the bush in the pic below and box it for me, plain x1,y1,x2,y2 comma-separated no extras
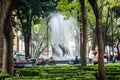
106,75,115,80
0,73,10,80
115,75,120,80
80,74,96,80
16,69,39,76
5,76,40,80
55,77,63,80
66,78,82,80
83,66,98,71
112,60,116,63
106,72,120,76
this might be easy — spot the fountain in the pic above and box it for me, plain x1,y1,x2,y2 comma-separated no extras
41,12,80,61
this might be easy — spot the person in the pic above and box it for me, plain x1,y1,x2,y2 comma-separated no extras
37,57,46,65
73,56,80,64
113,52,118,61
92,52,98,65
14,52,17,63
48,57,55,65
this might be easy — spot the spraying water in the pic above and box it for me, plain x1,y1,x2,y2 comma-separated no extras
46,12,80,59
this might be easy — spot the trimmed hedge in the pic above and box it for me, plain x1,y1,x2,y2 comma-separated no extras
3,64,120,80
15,69,39,76
0,73,10,80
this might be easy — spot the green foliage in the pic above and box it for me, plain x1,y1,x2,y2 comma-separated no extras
12,0,58,59
86,2,95,27
107,0,120,8
4,64,120,80
15,0,57,16
13,0,57,35
32,23,46,41
112,60,116,63
16,68,39,76
112,6,120,18
0,73,10,80
56,0,79,18
5,76,40,80
55,77,63,79
80,74,96,80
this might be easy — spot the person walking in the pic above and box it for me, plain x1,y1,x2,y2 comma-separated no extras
14,52,17,63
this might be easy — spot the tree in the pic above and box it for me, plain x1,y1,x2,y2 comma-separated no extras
0,0,16,75
31,22,48,59
88,0,107,79
80,0,87,66
57,0,89,67
112,6,120,60
14,0,57,60
0,29,3,67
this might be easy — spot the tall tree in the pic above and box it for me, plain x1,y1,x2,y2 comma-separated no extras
0,29,3,67
111,6,120,60
80,0,87,66
88,0,107,80
14,0,56,60
0,0,16,75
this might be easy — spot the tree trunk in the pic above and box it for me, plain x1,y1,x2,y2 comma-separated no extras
77,10,82,61
24,34,31,60
6,18,14,75
16,10,32,60
80,0,87,66
96,11,106,80
0,0,15,75
88,0,107,80
0,30,3,67
24,16,32,60
2,19,14,75
17,32,19,51
92,33,97,50
117,38,120,60
92,28,97,50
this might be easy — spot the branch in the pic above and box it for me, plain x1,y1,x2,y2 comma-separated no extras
88,0,99,18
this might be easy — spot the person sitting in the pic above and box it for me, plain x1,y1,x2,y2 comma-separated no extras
73,56,80,64
48,57,55,65
37,57,46,65
92,52,98,65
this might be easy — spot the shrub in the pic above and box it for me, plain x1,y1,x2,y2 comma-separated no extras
16,69,39,76
106,75,115,80
55,77,63,80
115,75,120,80
5,76,40,80
112,60,116,63
80,74,96,80
106,72,120,76
0,73,10,80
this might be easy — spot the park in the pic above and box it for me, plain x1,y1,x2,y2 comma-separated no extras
0,0,120,80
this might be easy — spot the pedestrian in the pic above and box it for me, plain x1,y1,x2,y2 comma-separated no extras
37,57,46,65
14,52,17,63
48,57,55,65
73,56,80,64
92,52,98,65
